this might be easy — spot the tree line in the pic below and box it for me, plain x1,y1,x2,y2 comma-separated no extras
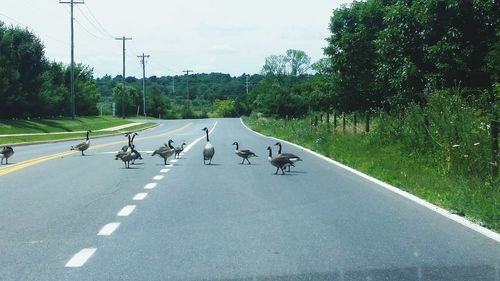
0,22,99,119
247,0,498,118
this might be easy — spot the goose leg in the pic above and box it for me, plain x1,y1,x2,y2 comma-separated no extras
246,158,251,165
281,168,286,175
241,158,245,164
275,167,279,174
81,151,84,156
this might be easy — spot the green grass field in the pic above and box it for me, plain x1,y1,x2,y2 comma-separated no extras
243,116,499,232
0,117,157,145
0,116,132,134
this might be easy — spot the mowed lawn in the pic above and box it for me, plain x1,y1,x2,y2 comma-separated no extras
0,117,157,145
0,116,132,134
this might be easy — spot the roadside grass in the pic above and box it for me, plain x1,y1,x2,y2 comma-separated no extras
0,116,131,134
0,119,157,146
243,116,499,232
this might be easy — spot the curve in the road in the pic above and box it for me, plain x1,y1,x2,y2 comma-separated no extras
0,122,192,177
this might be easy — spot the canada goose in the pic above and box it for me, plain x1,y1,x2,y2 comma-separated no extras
174,141,187,159
0,146,14,165
267,146,294,175
115,146,136,168
129,132,142,164
202,127,214,165
232,142,257,164
71,130,92,156
275,142,302,171
152,139,175,165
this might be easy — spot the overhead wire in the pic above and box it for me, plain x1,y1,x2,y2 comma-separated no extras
75,5,113,40
61,5,108,41
0,12,67,45
82,3,115,39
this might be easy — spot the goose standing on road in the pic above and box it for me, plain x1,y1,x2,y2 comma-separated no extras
129,132,142,164
202,127,214,165
0,146,15,165
267,146,294,175
174,141,187,159
115,135,136,168
275,142,302,171
152,139,175,165
71,130,92,156
232,142,257,164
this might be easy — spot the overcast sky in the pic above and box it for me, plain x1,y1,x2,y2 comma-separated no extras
1,0,350,78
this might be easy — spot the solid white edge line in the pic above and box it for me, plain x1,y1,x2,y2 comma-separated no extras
65,248,97,267
144,183,157,190
239,118,500,243
160,168,170,173
153,175,164,180
133,192,148,200
183,121,218,153
117,205,136,217
97,222,120,236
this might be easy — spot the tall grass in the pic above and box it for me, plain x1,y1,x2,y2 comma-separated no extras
244,90,499,231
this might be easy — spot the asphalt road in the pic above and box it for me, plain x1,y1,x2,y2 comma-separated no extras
0,118,498,281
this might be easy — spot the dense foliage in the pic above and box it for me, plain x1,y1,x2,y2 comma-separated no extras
96,73,262,118
0,22,99,118
324,0,499,112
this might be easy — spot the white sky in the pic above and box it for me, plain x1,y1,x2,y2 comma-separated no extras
1,0,350,78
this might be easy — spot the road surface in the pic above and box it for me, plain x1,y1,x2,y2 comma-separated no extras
0,118,498,281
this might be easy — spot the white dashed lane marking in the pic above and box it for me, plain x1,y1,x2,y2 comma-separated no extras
170,159,178,163
117,205,136,217
133,193,148,200
97,223,120,236
160,168,170,173
65,248,97,268
144,183,157,190
153,175,164,180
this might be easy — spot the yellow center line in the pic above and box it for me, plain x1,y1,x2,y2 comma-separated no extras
0,123,192,177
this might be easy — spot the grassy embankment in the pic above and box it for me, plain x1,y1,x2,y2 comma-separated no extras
0,116,157,145
243,116,499,232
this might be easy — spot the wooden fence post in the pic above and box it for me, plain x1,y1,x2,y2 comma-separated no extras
353,112,357,134
342,113,346,134
365,111,370,133
334,111,337,131
314,115,318,126
326,111,330,128
492,120,499,177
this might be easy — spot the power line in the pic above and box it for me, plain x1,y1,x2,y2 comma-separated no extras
183,70,193,108
61,4,108,40
75,5,113,40
59,0,85,120
0,12,67,45
115,36,132,118
82,3,115,38
138,53,150,117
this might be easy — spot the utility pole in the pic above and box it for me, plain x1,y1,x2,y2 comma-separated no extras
137,53,150,117
115,36,132,118
59,0,84,120
183,70,193,108
246,75,250,95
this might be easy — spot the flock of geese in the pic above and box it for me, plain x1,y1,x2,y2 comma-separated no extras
1,127,303,175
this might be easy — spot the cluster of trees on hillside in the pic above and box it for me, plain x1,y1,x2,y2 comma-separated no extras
96,73,262,118
0,22,99,119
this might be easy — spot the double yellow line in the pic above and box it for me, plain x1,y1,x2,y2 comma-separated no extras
0,123,192,177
